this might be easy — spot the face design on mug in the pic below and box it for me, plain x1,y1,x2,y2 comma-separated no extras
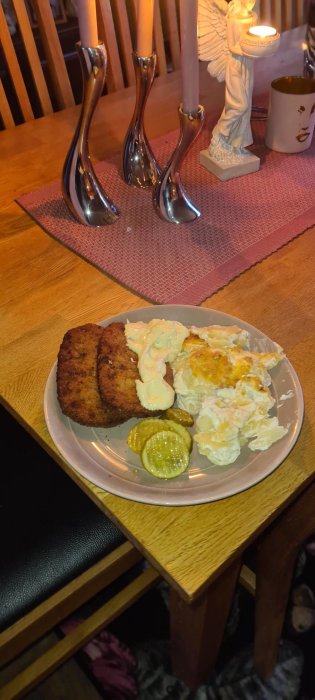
295,101,315,143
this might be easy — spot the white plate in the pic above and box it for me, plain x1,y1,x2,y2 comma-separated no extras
44,305,304,506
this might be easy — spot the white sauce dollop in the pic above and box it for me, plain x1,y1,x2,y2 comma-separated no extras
125,319,189,411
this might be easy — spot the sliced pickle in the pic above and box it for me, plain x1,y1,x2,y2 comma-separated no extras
141,430,190,479
164,407,194,427
164,419,193,453
127,418,168,453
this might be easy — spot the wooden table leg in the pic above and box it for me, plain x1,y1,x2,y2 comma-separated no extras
169,556,242,689
254,479,315,680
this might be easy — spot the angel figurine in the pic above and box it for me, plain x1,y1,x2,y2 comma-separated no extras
198,0,258,166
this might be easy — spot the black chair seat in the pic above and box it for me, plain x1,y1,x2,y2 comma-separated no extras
0,407,125,631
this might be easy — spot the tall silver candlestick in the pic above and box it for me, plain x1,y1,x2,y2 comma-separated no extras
153,105,205,224
121,52,160,188
62,42,119,227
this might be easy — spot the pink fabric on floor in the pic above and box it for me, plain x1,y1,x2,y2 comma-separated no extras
17,117,315,305
60,619,138,699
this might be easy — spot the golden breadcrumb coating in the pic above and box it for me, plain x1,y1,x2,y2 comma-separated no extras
97,322,173,418
57,323,127,427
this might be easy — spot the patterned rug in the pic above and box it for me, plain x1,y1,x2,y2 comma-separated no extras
134,639,303,700
69,627,303,700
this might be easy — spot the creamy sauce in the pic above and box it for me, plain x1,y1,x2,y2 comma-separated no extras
125,319,189,410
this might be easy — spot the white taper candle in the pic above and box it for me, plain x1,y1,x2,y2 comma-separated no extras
180,0,199,114
77,0,98,48
137,0,155,56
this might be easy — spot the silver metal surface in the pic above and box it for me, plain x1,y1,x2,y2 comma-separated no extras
304,1,315,78
121,52,160,188
62,43,119,227
153,105,205,224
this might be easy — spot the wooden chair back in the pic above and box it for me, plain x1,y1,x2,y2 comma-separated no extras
0,406,160,698
0,0,180,130
0,0,74,129
97,0,180,90
0,542,159,698
258,0,308,31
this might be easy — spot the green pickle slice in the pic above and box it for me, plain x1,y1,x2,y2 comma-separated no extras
164,419,192,453
127,418,168,453
141,430,190,479
164,407,194,427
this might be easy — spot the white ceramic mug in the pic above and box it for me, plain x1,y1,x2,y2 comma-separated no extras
265,75,315,153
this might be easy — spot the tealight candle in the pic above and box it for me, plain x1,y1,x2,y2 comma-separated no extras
180,0,199,114
248,25,277,38
137,0,154,56
77,0,98,48
240,24,280,58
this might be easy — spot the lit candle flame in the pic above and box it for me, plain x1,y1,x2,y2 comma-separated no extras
248,25,277,38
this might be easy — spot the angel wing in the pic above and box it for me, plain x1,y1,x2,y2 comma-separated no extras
197,0,229,82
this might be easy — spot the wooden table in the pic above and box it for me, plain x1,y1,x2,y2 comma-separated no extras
1,26,314,688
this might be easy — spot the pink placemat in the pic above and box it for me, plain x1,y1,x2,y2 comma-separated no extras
17,118,315,305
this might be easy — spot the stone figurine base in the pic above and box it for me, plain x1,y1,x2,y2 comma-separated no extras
200,149,260,182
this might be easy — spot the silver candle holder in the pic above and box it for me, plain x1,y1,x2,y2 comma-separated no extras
121,52,160,188
62,42,119,227
153,105,205,224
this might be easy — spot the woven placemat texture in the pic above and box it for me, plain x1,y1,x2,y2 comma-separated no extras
17,118,315,305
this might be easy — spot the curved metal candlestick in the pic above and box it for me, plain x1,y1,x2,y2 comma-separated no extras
153,105,205,224
62,42,119,227
121,52,160,188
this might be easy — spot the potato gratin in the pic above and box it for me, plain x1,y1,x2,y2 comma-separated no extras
125,319,288,467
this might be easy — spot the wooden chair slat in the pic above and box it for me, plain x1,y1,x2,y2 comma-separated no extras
283,0,294,31
0,79,15,129
11,0,53,116
154,0,167,75
31,0,75,110
295,0,306,26
111,0,135,86
272,2,283,31
0,4,34,122
260,0,306,29
130,0,138,26
97,0,125,92
260,0,272,25
0,0,179,128
163,0,181,70
239,564,256,596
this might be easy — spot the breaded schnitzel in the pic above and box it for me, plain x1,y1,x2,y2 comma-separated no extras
97,322,174,418
57,324,127,427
